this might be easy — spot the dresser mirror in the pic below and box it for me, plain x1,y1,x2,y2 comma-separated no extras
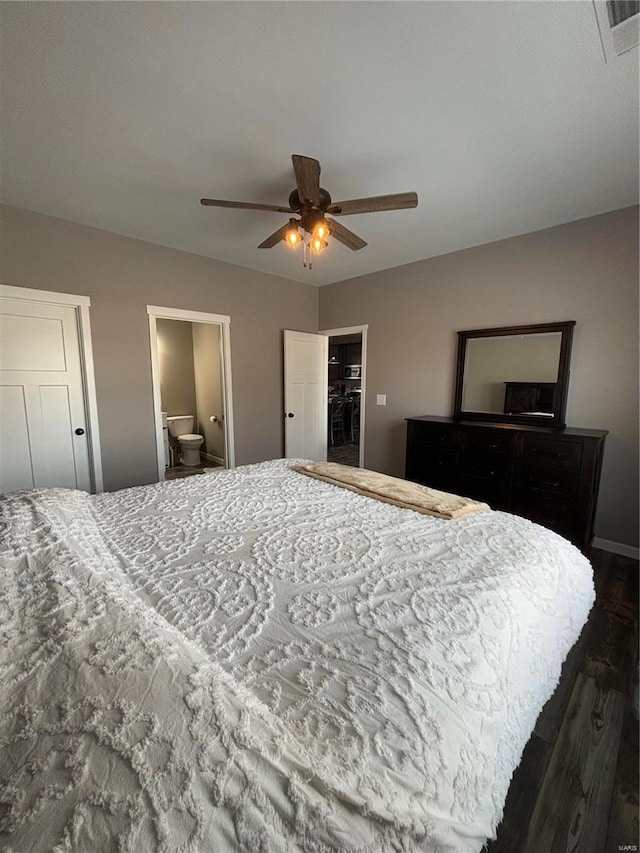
453,321,575,428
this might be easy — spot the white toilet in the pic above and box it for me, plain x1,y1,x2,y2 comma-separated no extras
166,415,204,467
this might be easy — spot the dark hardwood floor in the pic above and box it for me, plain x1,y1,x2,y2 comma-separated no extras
327,439,360,467
487,548,639,853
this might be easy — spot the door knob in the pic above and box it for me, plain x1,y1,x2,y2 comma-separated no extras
286,412,295,418
74,428,85,435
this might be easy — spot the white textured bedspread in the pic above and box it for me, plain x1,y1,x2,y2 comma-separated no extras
0,459,594,852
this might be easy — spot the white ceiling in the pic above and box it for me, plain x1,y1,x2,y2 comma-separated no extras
1,1,638,286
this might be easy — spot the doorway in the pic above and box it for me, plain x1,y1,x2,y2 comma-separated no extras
320,325,367,468
148,306,235,481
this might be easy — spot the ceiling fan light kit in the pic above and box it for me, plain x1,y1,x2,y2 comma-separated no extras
285,219,303,247
200,154,418,270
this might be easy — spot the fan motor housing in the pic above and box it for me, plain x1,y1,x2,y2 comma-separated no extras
288,187,332,212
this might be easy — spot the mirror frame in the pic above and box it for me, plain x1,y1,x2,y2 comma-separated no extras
453,320,576,428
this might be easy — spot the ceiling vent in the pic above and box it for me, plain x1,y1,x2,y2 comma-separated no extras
594,0,639,61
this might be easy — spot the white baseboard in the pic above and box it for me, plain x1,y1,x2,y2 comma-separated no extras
591,537,639,560
202,452,225,467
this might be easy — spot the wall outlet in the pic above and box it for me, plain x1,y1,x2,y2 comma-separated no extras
376,394,387,406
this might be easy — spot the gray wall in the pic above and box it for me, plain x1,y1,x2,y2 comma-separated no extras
156,318,197,418
192,322,224,461
319,206,639,549
0,204,318,491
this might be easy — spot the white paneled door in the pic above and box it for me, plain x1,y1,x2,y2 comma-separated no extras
283,330,327,461
0,298,92,491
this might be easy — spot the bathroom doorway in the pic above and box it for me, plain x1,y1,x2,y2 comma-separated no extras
147,306,235,481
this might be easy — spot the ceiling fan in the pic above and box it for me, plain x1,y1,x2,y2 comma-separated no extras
201,154,418,268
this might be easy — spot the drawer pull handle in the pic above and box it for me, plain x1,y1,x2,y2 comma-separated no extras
488,443,499,449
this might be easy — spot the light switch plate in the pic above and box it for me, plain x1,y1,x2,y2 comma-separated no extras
376,394,386,406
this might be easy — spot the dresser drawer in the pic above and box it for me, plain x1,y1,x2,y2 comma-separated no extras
519,436,582,470
458,478,510,511
513,464,579,500
461,454,511,490
511,495,574,537
408,421,457,449
405,445,456,490
463,429,514,457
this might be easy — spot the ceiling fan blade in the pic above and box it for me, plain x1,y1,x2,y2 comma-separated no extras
201,198,292,213
327,191,418,216
329,219,367,251
257,222,290,249
291,155,321,207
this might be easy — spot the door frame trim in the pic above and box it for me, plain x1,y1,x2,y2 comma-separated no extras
147,305,235,480
319,324,368,468
0,283,104,492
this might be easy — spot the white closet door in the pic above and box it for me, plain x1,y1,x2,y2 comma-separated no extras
0,298,91,492
283,330,328,461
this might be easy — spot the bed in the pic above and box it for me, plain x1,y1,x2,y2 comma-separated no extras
0,458,594,852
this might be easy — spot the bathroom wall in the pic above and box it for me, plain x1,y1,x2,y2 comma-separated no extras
156,319,197,418
192,322,224,462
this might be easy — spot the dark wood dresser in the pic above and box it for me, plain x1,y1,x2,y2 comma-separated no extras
405,416,607,551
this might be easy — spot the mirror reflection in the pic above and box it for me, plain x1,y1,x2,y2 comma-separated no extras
462,332,562,417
